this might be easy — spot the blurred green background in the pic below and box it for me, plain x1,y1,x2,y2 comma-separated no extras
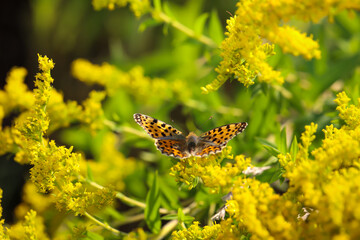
1,0,360,232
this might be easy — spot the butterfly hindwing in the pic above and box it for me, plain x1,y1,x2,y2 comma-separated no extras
134,113,183,139
155,139,189,159
194,145,223,158
200,122,248,147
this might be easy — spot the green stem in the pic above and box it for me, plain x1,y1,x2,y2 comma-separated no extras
156,11,218,48
83,177,170,214
103,119,150,139
84,211,125,236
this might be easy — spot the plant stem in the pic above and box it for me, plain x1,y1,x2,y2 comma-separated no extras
84,211,125,236
156,12,218,48
84,177,171,214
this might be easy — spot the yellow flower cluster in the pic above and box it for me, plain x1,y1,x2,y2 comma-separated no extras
9,55,115,217
55,181,115,216
278,91,360,238
6,210,49,240
71,59,191,105
334,91,360,129
0,189,7,240
204,0,360,93
124,228,147,240
46,89,82,134
173,92,360,239
14,182,53,219
92,0,150,17
171,221,221,240
79,90,106,133
83,132,136,190
172,218,242,239
170,147,252,192
202,15,282,93
226,177,299,240
0,67,34,114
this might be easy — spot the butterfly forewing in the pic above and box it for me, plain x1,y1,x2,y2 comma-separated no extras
200,122,248,147
134,113,183,139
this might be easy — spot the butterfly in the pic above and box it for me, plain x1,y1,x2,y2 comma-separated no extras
134,113,248,159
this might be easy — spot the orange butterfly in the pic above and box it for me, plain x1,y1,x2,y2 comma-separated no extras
134,113,247,159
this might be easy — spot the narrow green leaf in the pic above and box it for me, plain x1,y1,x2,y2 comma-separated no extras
86,162,94,181
279,127,287,154
158,177,181,210
290,136,298,161
194,13,209,36
139,19,161,32
177,208,185,222
263,145,281,157
145,172,161,233
153,0,162,12
209,9,224,45
86,230,104,240
256,166,282,183
257,138,280,157
161,214,178,220
183,215,195,224
163,2,175,19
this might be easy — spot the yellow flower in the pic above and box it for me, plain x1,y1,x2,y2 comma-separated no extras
92,0,151,17
0,189,9,240
71,59,190,105
0,67,34,114
171,221,221,240
226,177,299,240
170,147,251,191
78,90,106,133
277,91,360,238
124,228,148,240
334,91,360,129
55,181,115,216
47,89,82,134
204,0,360,92
16,55,54,141
6,210,49,240
14,182,53,219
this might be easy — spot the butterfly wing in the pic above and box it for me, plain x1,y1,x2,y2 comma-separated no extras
134,113,183,139
195,122,248,157
134,113,188,158
155,139,189,159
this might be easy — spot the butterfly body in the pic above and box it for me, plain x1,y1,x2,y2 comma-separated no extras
134,113,247,159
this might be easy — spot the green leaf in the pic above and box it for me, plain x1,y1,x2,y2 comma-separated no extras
86,162,94,181
257,138,280,157
86,231,104,240
163,2,175,19
139,19,162,32
279,127,287,154
290,136,298,161
177,208,185,222
183,215,195,224
161,214,178,220
209,9,224,45
153,0,162,12
194,13,209,36
145,172,161,233
263,145,281,157
158,176,181,210
256,166,282,183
